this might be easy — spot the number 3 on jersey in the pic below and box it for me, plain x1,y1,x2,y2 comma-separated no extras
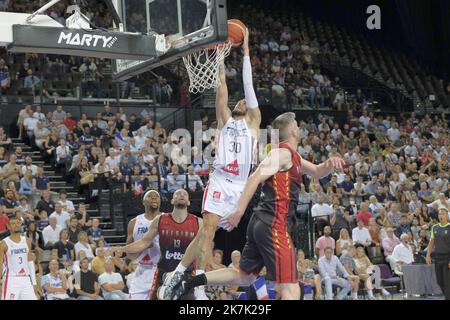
229,141,241,153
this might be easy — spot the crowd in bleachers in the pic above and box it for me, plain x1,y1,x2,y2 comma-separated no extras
0,0,176,104
227,5,450,110
2,97,450,299
0,0,449,300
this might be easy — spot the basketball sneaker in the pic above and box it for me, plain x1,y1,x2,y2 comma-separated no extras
157,271,184,300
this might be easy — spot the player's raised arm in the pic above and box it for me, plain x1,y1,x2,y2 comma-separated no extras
216,61,231,129
242,28,261,127
301,156,346,179
224,148,292,230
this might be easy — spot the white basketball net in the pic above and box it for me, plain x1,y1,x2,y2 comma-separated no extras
182,41,232,94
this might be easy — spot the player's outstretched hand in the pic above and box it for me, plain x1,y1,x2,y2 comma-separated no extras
224,211,244,232
106,246,121,257
327,156,346,171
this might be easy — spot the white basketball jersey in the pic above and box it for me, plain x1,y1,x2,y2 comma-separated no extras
132,214,160,268
3,236,30,278
214,117,256,182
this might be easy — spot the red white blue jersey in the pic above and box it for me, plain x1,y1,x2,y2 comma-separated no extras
2,236,30,278
214,117,256,183
132,214,160,268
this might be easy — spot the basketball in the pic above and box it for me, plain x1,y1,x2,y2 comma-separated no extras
227,19,247,47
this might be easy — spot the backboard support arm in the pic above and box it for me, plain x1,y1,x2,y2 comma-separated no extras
26,0,62,24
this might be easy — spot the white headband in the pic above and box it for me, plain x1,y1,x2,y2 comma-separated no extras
143,190,159,202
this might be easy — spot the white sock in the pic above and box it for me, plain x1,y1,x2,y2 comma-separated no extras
367,290,374,298
352,291,358,299
175,263,187,273
196,269,205,275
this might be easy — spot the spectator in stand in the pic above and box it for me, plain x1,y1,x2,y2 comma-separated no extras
33,165,50,196
49,203,70,230
0,147,7,168
394,214,412,238
35,189,54,216
166,165,186,193
34,121,51,150
92,247,107,275
56,138,72,174
98,259,128,300
368,195,383,216
80,127,95,149
68,216,82,244
0,206,9,235
105,148,121,172
14,146,26,166
315,226,336,258
87,218,103,246
352,218,372,247
74,257,103,300
42,216,62,249
318,247,352,300
356,202,372,227
37,210,49,231
19,169,38,207
73,250,90,274
390,233,414,276
74,231,95,261
387,203,402,228
52,105,66,122
155,154,169,177
336,228,353,256
41,260,70,300
311,194,333,235
0,126,12,152
79,58,103,98
1,189,20,218
22,156,38,176
58,190,75,214
2,154,22,189
74,203,92,231
330,197,352,239
186,165,204,192
354,245,391,299
25,220,40,253
339,246,361,300
23,69,43,96
53,229,75,262
382,227,400,269
23,108,39,143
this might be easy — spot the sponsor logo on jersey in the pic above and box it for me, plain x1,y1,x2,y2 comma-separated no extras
213,191,221,202
165,251,184,260
222,159,239,175
139,254,154,266
17,268,26,276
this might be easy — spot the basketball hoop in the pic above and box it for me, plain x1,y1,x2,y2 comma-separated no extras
182,41,232,94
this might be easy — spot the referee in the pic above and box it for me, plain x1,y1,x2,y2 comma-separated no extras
426,207,450,300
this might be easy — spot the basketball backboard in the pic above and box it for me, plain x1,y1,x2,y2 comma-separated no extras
112,0,228,81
